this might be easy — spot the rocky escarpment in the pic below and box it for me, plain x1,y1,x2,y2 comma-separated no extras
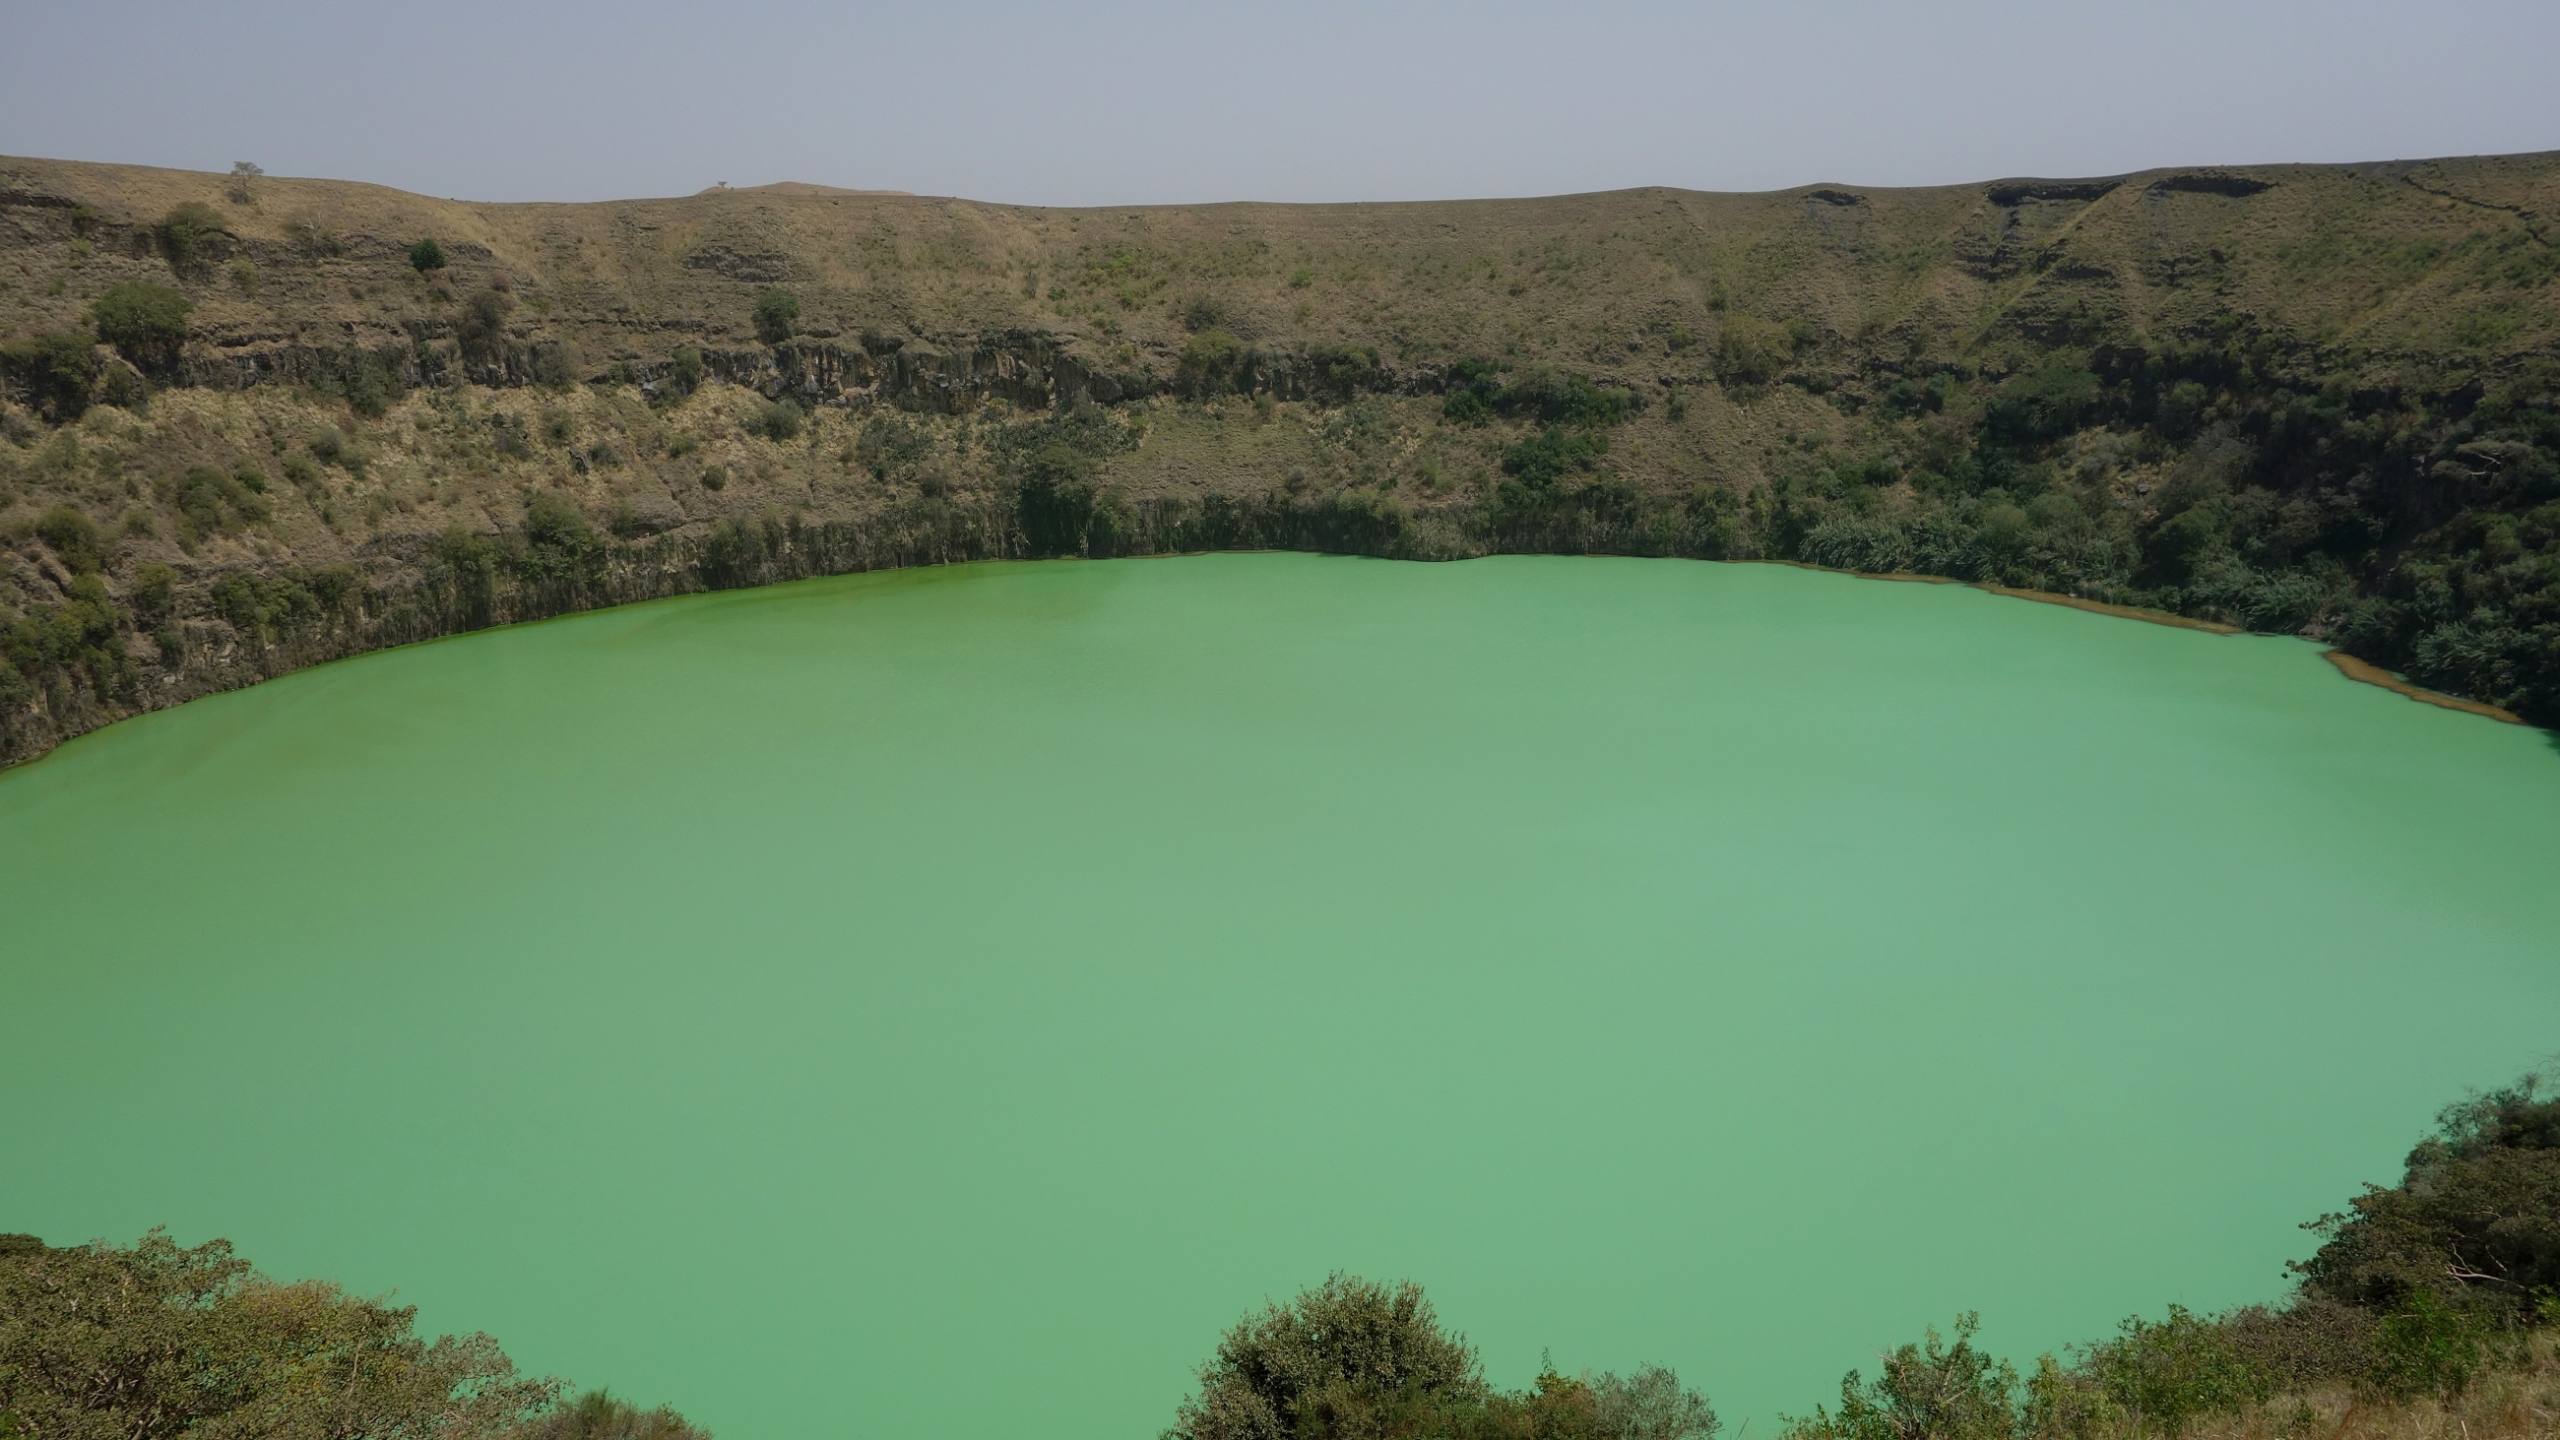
3,150,2557,766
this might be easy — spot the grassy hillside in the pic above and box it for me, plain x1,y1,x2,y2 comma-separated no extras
2,151,2557,762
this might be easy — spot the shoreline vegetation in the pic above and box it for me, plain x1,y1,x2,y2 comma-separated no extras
2319,649,2526,723
0,550,2517,787
6,1068,2552,1439
6,150,2560,764
1780,558,2524,720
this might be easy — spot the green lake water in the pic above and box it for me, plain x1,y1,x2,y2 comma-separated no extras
4,553,2557,1435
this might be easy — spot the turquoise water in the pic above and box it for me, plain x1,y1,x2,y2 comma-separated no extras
3,554,2555,1434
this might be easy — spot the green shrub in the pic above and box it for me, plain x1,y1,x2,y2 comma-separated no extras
1982,361,2105,448
1179,294,1231,332
856,414,932,480
2076,1305,2268,1435
527,340,580,391
349,357,400,417
2295,1071,2560,1319
1175,328,1249,398
666,345,705,396
2,332,101,419
162,465,269,544
0,1232,560,1440
744,398,805,441
1165,1275,1487,1440
1442,359,1501,424
1441,360,1635,427
514,1390,711,1440
284,218,346,257
1014,441,1098,554
154,202,226,274
408,236,448,272
1498,366,1637,426
129,563,177,626
455,287,514,365
1501,426,1608,490
89,282,193,371
1780,1314,2017,1440
490,413,534,460
752,287,800,344
699,465,727,491
697,515,781,587
2369,1292,2502,1400
34,506,106,572
1714,315,1793,387
97,362,150,412
1304,342,1383,402
516,492,600,588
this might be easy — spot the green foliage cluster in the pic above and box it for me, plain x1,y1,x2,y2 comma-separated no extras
1713,315,1794,386
0,1230,706,1439
1776,1072,2560,1440
89,281,192,371
992,400,1142,468
1443,362,1638,428
1158,1071,2559,1440
696,514,794,588
1762,340,2560,719
0,571,132,713
457,287,516,366
1013,441,1105,554
527,339,582,391
312,348,410,417
410,236,449,272
744,397,806,441
1,332,100,419
211,564,362,643
153,202,225,275
1166,1273,1717,1440
752,287,800,344
2295,1073,2560,1318
1440,361,1645,545
1176,328,1250,398
855,413,934,480
34,504,107,572
158,465,272,547
992,402,1143,555
664,345,705,398
1303,343,1384,402
516,1389,712,1440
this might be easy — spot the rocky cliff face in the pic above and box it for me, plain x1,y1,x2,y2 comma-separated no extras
2,151,2556,765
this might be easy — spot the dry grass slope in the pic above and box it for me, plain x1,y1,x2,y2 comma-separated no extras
2,150,2557,763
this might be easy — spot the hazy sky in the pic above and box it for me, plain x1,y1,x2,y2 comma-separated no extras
6,0,2554,206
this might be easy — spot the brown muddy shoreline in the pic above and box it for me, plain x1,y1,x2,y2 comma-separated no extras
2320,651,2524,724
1769,560,2524,725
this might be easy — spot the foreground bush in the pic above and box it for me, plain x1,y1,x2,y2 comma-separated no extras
1165,1272,1717,1440
1173,1069,2558,1440
0,1231,707,1439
